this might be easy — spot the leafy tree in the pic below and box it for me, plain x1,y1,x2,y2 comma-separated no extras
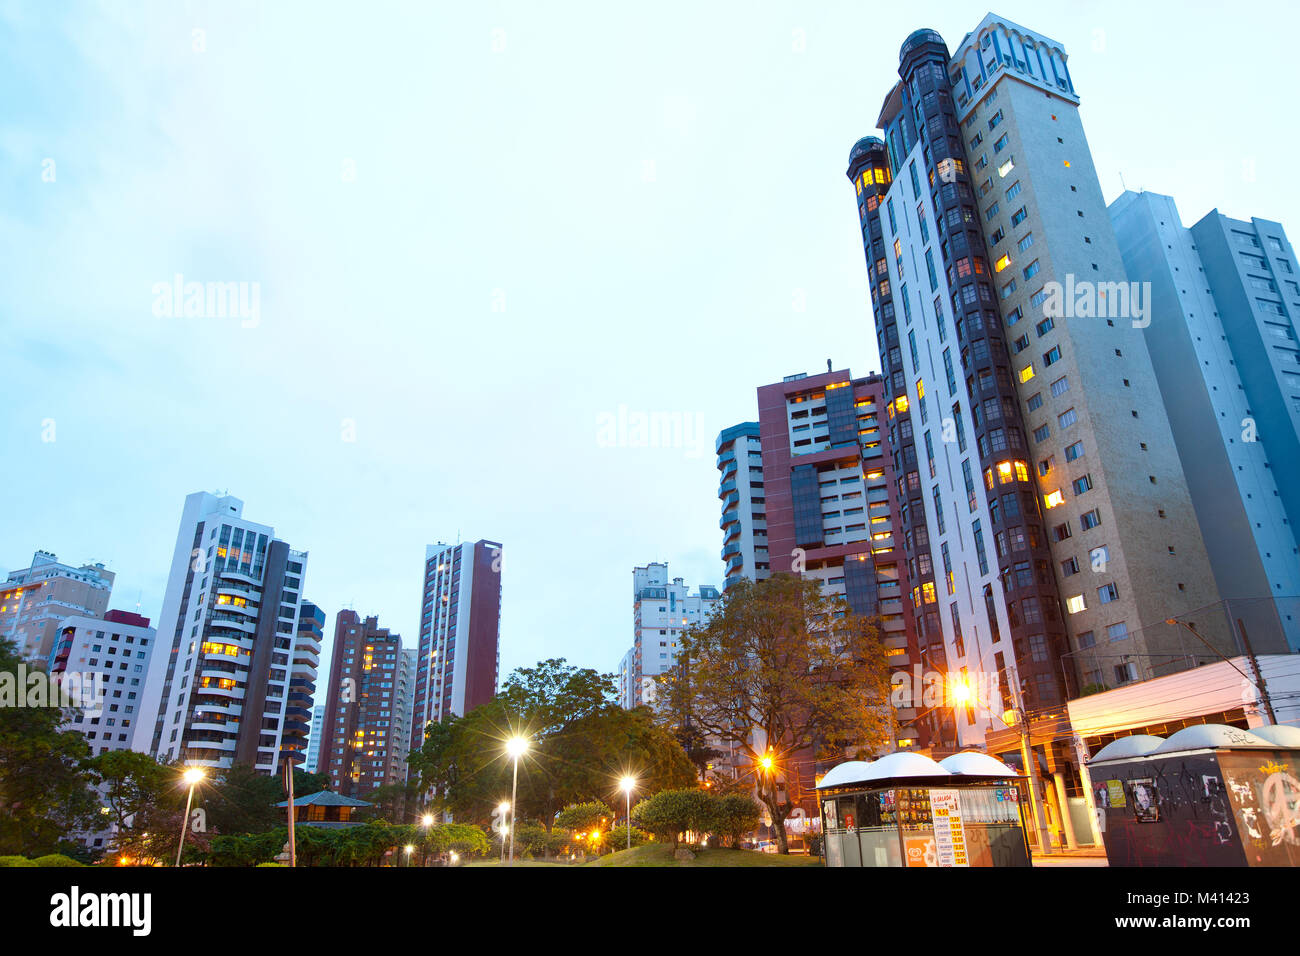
356,781,419,823
86,750,174,847
205,763,285,835
710,794,762,848
292,768,330,796
0,637,98,855
631,788,713,850
662,575,893,853
407,659,697,832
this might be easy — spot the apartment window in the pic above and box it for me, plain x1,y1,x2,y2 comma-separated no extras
1066,594,1086,614
1043,346,1063,367
1064,440,1084,462
1033,423,1050,443
1098,582,1120,604
988,109,1003,130
1057,407,1077,430
1005,180,1022,201
1035,316,1053,337
1053,522,1072,542
1017,232,1034,252
1106,621,1129,641
1080,509,1102,530
1061,556,1079,576
1010,207,1028,227
1026,392,1043,412
987,202,1001,222
1023,259,1040,281
1050,376,1070,398
1071,474,1093,495
1001,279,1017,299
993,134,1008,153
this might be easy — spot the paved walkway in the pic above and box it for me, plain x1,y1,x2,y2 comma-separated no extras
1032,846,1108,866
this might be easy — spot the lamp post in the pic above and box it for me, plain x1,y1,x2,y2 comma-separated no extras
497,801,509,863
175,766,205,867
505,737,528,865
419,813,433,866
620,776,636,851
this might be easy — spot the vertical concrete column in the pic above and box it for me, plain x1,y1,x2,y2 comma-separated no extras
1053,772,1079,850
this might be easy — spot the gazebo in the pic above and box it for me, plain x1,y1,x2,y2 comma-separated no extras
276,791,372,827
816,750,1031,867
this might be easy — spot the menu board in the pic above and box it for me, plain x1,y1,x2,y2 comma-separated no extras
929,789,970,867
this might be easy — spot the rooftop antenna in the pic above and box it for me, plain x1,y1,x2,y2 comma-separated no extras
827,358,833,373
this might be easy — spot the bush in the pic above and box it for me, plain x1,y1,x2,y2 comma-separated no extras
632,789,714,848
256,862,286,867
0,855,35,867
605,825,652,851
710,794,762,848
30,854,85,868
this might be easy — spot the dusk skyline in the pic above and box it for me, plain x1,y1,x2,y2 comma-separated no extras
4,0,1296,685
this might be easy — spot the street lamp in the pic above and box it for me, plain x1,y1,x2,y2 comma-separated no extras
620,776,636,851
505,736,529,865
497,801,510,863
175,766,206,867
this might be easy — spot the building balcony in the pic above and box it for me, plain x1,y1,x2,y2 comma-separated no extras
721,542,741,560
717,479,737,498
719,509,738,530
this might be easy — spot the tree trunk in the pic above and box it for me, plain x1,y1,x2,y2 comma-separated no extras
759,782,789,854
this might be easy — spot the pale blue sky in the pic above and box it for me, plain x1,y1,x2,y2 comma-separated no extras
3,1,1296,683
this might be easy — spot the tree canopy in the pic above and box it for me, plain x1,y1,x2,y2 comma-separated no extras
661,574,894,852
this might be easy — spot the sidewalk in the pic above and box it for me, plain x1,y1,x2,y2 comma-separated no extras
1032,845,1108,867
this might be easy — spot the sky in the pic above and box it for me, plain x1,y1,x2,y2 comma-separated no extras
3,0,1298,686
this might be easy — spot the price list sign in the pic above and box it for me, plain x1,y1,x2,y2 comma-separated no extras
928,789,969,867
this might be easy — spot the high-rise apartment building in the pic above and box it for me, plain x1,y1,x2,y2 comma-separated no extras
846,17,1235,756
49,609,156,757
305,704,326,775
133,492,309,775
391,647,417,780
1,551,115,663
410,540,502,753
715,422,769,590
1110,190,1300,652
619,563,720,710
319,610,406,796
748,368,937,749
281,600,324,770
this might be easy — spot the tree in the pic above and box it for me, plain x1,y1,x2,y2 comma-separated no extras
292,768,330,796
86,750,174,848
631,788,713,850
662,574,894,853
0,638,98,855
407,659,697,831
710,794,762,848
205,763,284,835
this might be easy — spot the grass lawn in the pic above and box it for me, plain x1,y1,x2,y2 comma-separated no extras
587,844,822,867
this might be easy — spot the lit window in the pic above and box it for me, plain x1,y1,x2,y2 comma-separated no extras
1066,595,1086,614
1044,490,1065,508
1019,364,1035,383
995,253,1012,272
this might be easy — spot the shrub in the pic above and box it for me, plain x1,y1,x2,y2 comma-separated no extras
0,855,35,867
632,789,714,849
30,854,85,868
710,794,762,848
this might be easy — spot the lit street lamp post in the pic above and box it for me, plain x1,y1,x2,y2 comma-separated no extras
175,766,205,867
505,737,529,865
620,776,636,851
497,801,509,863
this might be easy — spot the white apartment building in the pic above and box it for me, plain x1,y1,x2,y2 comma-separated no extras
619,563,720,710
133,491,309,775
